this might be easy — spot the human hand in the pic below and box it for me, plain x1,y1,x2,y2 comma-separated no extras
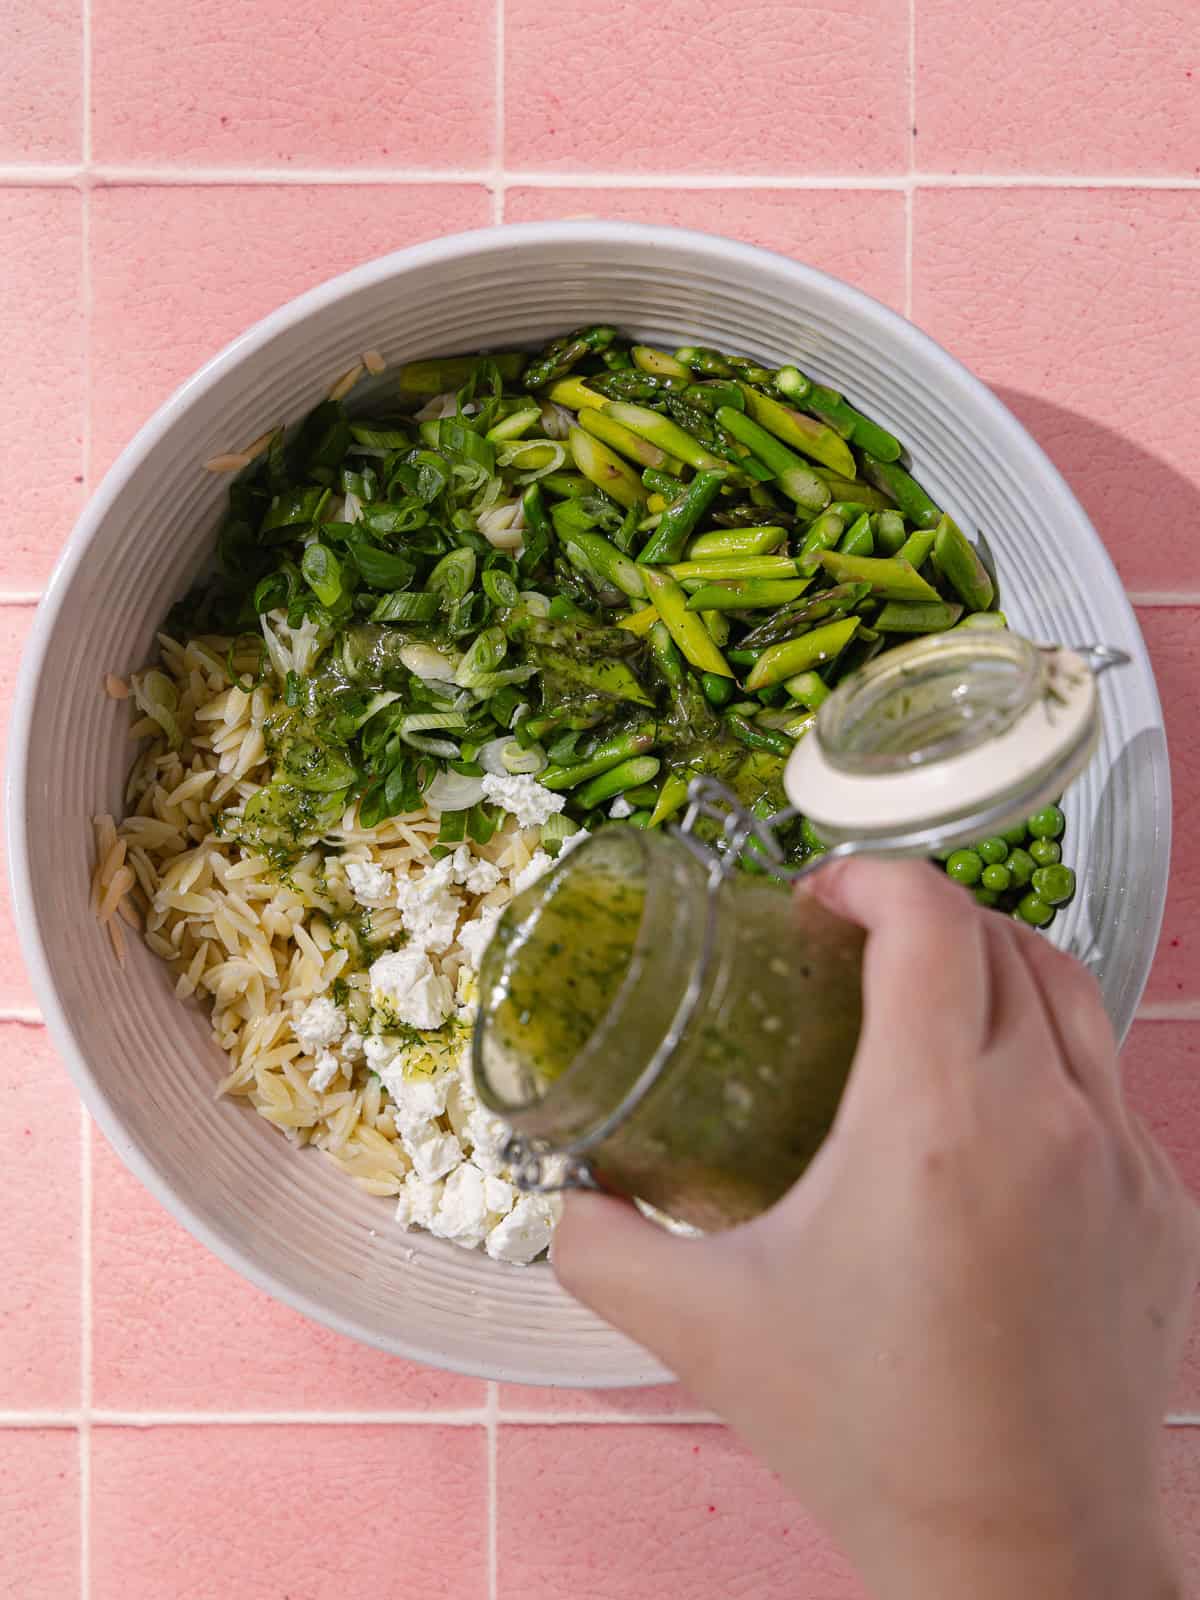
553,859,1199,1600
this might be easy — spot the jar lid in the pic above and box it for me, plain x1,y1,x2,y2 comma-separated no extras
783,631,1124,854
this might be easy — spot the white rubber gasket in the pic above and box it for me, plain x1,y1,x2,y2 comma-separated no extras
784,647,1097,837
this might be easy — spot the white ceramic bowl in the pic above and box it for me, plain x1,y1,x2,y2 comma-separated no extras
6,223,1170,1388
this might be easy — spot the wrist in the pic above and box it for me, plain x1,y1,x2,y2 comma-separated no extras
853,1504,1182,1600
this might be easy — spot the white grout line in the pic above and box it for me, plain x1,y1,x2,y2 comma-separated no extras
90,1409,491,1426
0,1412,83,1427
491,0,506,225
0,1008,44,1024
1127,592,1200,607
497,1408,721,1424
4,165,1200,191
486,1383,499,1600
0,1407,728,1427
0,593,45,607
1136,1003,1200,1024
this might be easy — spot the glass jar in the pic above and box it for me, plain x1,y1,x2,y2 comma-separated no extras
471,629,1127,1232
472,825,864,1232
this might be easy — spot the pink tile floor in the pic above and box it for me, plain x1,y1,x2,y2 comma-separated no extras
1,0,1199,1592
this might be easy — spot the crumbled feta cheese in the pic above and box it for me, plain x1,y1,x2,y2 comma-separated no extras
450,843,502,896
380,1067,451,1131
403,1120,463,1183
431,1163,491,1249
394,856,462,953
479,772,565,829
512,849,554,896
343,858,395,908
369,949,455,1031
364,1033,401,1073
309,1049,341,1093
483,1174,516,1217
396,1171,443,1230
458,905,502,972
608,796,634,819
463,1106,509,1176
485,1194,559,1264
444,1073,477,1139
559,827,590,858
293,995,346,1051
341,1030,365,1060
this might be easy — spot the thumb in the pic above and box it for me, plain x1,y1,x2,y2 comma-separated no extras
552,1190,747,1382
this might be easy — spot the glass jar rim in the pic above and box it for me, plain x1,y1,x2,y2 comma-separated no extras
815,630,1046,777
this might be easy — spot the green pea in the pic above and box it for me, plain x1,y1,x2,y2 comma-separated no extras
946,849,983,886
700,672,735,708
982,863,1011,892
1028,804,1065,840
1029,837,1062,867
1031,864,1076,906
1001,824,1028,847
1016,892,1055,928
978,836,1009,864
974,887,1000,908
1007,847,1036,887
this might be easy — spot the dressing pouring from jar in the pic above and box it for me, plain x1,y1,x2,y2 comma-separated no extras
471,631,1128,1233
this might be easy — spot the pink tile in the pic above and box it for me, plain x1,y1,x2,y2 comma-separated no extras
0,1430,79,1599
498,1381,699,1416
92,1425,485,1598
0,190,85,590
0,1026,80,1409
0,1,82,162
0,606,41,1012
1122,1020,1200,1413
89,183,491,479
1135,608,1200,1006
498,1425,863,1599
918,1,1200,176
91,0,493,167
504,0,906,175
1164,1426,1200,1583
912,189,1200,593
91,1128,484,1411
505,187,906,314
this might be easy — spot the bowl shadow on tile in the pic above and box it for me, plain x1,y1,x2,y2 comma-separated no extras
991,389,1184,1017
992,386,1200,590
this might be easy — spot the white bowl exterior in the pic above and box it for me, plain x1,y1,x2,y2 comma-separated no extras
6,223,1170,1387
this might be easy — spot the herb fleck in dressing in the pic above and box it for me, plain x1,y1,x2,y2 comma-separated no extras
474,828,865,1231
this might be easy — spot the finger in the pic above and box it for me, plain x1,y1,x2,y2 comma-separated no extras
553,1191,747,1383
1006,919,1122,1118
978,912,1061,1064
807,857,993,1081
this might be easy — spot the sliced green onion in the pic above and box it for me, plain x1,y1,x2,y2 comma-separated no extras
437,418,496,472
350,423,410,449
454,626,508,688
300,543,344,608
483,568,520,607
352,545,416,590
429,547,477,603
400,731,462,758
541,813,579,856
371,591,441,623
399,713,468,735
466,666,538,695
